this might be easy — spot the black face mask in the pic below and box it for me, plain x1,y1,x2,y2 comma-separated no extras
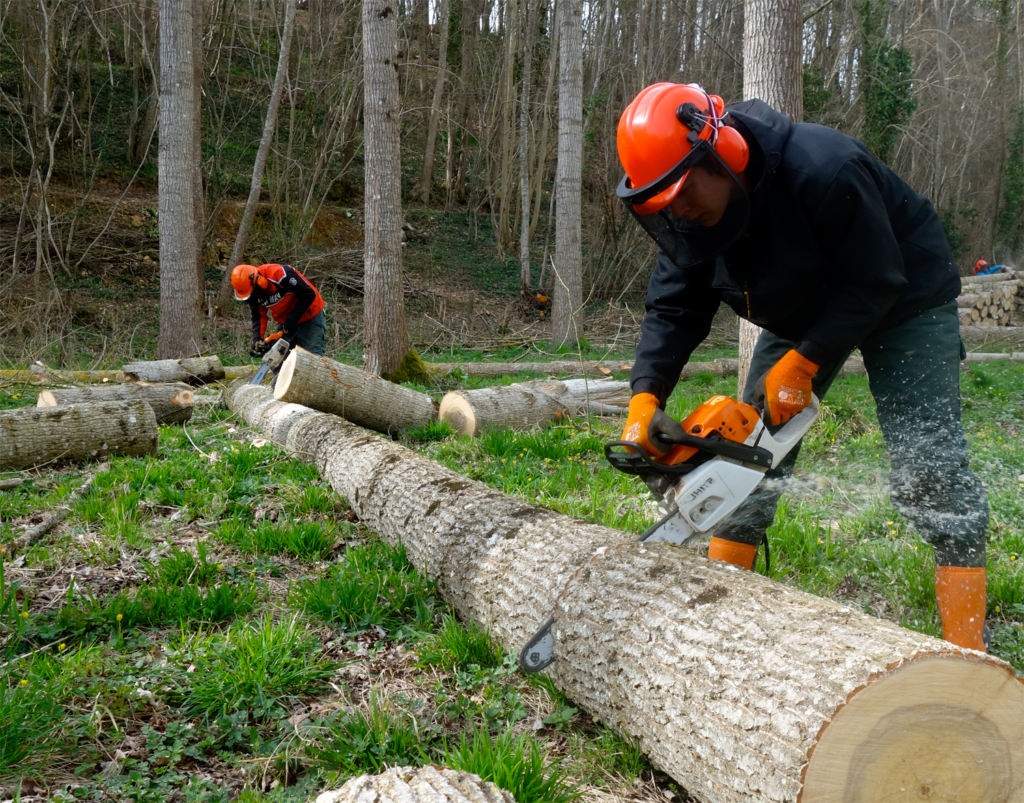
616,141,751,268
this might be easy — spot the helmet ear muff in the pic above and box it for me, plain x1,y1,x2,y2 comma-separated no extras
255,274,270,290
714,125,749,174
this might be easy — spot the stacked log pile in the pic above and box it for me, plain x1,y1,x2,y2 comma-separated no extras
958,270,1023,327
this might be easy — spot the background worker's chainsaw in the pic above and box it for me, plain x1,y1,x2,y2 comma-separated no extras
518,392,819,673
249,334,290,385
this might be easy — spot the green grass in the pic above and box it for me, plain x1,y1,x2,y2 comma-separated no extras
215,516,340,560
416,615,502,671
0,680,63,775
309,691,427,776
174,616,336,722
290,540,436,635
443,727,580,803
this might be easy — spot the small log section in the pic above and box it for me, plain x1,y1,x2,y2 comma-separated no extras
38,382,195,425
0,364,253,385
273,348,437,433
439,378,630,436
958,270,1023,328
123,356,225,384
315,767,516,803
0,400,158,470
226,384,1024,803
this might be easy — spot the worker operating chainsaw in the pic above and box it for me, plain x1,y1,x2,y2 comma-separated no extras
616,83,989,652
231,262,327,370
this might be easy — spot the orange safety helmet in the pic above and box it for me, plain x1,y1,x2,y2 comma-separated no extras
974,259,988,275
231,264,259,301
616,83,749,215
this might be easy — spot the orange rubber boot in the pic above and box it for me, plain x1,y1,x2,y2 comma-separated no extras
935,566,987,652
707,537,758,570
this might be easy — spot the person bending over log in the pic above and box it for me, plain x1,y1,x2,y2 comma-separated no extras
231,263,327,360
616,83,989,651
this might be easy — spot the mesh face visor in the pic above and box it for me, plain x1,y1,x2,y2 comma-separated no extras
617,143,751,269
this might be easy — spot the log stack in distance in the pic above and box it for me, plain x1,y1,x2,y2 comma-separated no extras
225,384,1024,803
272,348,437,433
0,400,158,470
37,382,195,425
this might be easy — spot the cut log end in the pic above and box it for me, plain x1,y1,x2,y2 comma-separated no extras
273,348,299,400
37,390,57,407
800,655,1024,803
438,392,477,436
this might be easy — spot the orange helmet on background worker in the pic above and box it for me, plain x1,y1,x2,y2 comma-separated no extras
231,264,259,301
616,83,751,267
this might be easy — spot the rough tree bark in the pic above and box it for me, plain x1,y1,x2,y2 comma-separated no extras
157,0,204,359
737,0,803,392
226,384,1024,803
122,356,225,384
273,349,437,432
417,0,451,204
0,400,158,470
215,0,298,312
316,767,515,803
550,0,583,347
438,377,630,435
363,0,412,375
37,382,195,425
519,0,536,292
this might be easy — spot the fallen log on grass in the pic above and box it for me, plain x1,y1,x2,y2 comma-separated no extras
4,463,108,556
273,348,437,433
0,400,158,470
315,767,515,803
122,356,225,384
439,378,630,436
38,382,195,424
428,357,739,378
226,383,1024,803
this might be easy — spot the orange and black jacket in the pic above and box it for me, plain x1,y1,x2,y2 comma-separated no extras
630,100,961,403
247,263,326,341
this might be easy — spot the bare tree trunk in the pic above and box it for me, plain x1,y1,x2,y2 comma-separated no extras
363,0,413,375
215,0,298,311
451,0,478,200
418,0,451,203
737,0,803,392
550,0,583,347
157,0,204,359
519,0,535,292
193,0,206,291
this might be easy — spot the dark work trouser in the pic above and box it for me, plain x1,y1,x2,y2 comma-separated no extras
291,310,326,356
716,300,988,568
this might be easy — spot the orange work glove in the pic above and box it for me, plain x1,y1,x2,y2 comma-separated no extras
621,392,665,456
763,350,819,426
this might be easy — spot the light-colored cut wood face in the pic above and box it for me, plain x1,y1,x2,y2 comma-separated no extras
274,349,298,400
801,657,1024,803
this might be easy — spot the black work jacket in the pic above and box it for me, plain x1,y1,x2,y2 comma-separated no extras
630,100,961,403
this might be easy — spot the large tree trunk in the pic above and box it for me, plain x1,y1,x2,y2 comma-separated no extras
215,0,298,312
518,0,536,292
226,384,1024,803
274,349,437,433
738,0,803,392
316,767,515,803
0,400,158,470
37,382,195,425
123,356,225,384
549,0,583,347
363,0,412,376
439,377,630,435
157,0,204,359
417,0,451,204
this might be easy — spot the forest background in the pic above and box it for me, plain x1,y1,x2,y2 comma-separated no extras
2,0,1024,366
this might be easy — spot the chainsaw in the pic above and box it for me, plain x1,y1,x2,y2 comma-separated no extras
249,333,291,385
517,392,819,674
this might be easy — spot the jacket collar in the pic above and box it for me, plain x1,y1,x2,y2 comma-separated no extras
726,100,794,206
